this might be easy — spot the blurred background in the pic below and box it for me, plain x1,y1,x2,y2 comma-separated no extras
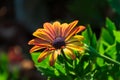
0,0,120,80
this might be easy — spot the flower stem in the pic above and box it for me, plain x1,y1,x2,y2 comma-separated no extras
85,44,120,66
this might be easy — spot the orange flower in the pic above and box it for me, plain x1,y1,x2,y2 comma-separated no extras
28,20,85,66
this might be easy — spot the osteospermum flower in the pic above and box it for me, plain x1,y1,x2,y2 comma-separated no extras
28,20,85,66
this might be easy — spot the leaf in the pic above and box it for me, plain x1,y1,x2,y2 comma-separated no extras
98,40,105,54
55,63,66,75
31,52,67,77
108,76,114,80
96,57,105,67
0,72,8,80
106,18,116,32
113,31,120,43
82,27,90,45
116,42,120,62
91,33,97,48
31,52,56,76
104,44,117,60
39,67,55,77
82,25,97,48
100,28,114,45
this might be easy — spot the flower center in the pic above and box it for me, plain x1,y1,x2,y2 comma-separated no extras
52,37,65,49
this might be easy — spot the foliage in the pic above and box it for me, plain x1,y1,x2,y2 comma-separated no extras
31,18,120,80
0,53,20,80
0,53,9,80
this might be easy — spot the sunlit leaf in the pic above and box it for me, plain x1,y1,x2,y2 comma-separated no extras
113,31,120,43
104,44,116,60
106,18,116,32
0,72,8,80
108,76,114,80
96,57,105,67
55,63,66,75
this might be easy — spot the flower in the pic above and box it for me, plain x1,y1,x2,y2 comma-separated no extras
28,20,85,66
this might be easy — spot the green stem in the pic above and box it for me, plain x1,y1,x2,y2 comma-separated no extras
85,44,120,66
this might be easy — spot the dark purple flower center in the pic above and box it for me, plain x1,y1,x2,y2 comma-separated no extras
52,37,65,49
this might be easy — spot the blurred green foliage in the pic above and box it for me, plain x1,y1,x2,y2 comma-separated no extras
0,53,9,80
108,0,120,15
0,53,20,80
31,18,120,80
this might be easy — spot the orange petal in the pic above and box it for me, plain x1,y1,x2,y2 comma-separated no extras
65,26,85,41
49,50,58,66
38,49,51,62
28,38,50,45
61,23,69,37
43,22,56,38
41,29,55,41
74,26,86,34
30,46,45,53
66,44,84,52
64,20,78,38
33,28,44,33
53,21,61,37
33,30,53,42
63,48,76,60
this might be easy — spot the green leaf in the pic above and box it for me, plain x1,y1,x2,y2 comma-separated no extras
31,52,51,68
31,52,40,64
39,67,55,77
31,52,56,76
82,27,90,45
96,57,105,67
106,18,116,32
113,31,120,43
31,52,68,77
55,63,66,75
0,72,8,80
0,53,8,73
108,76,114,80
104,44,116,60
82,25,97,48
100,28,114,45
98,40,105,54
91,33,97,48
116,42,120,62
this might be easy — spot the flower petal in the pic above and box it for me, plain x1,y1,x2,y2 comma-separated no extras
61,23,69,37
49,50,59,66
38,49,51,62
65,26,85,41
66,35,84,43
53,21,61,37
66,44,84,52
74,26,86,33
63,48,76,60
64,20,78,38
43,22,56,39
42,29,55,40
30,46,45,53
33,29,53,42
28,38,50,45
